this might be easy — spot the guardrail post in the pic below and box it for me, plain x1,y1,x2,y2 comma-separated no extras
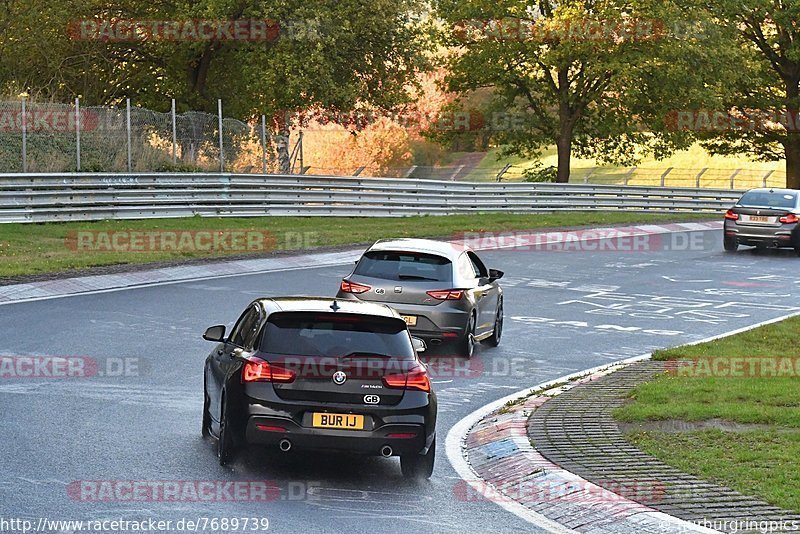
660,167,673,187
260,114,267,174
21,97,27,173
171,99,177,164
762,170,774,188
695,167,708,188
729,168,741,189
126,98,132,172
75,97,81,172
217,99,224,173
623,166,637,186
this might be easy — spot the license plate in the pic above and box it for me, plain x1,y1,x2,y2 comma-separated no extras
747,215,770,223
401,315,417,327
312,412,364,430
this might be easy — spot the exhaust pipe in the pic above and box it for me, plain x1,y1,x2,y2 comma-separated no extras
279,439,292,452
380,445,393,457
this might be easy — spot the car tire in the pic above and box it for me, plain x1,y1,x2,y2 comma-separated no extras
723,236,738,252
217,396,236,466
201,385,211,438
457,314,476,359
400,437,435,480
482,299,503,347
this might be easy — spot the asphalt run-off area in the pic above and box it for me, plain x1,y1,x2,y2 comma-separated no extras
1,227,799,534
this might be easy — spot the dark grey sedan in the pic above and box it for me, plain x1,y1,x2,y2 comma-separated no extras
336,239,504,358
724,188,800,253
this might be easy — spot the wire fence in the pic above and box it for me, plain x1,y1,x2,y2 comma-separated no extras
0,98,788,190
0,99,278,174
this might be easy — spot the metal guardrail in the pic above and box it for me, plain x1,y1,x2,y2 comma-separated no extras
0,173,740,223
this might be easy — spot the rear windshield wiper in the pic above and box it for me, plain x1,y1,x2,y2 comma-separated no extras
398,274,439,281
341,352,394,360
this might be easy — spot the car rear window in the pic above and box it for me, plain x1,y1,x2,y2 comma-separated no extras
354,251,452,282
738,191,797,210
259,312,415,359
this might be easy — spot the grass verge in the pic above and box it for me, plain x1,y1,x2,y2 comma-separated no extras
614,316,800,512
0,212,714,278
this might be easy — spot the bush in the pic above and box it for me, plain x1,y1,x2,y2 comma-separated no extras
523,164,557,182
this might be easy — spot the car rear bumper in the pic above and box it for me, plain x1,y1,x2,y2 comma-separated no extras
238,391,436,456
724,221,797,247
335,292,471,341
245,416,428,455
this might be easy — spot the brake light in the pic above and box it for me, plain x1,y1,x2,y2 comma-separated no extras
405,367,431,392
256,425,287,433
340,280,371,294
724,210,739,221
382,366,431,393
426,290,464,300
780,213,799,224
242,358,296,383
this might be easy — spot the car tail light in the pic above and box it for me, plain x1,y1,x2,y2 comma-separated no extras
780,213,799,224
340,280,371,294
426,289,464,300
382,366,431,393
724,210,739,221
387,433,417,439
242,358,296,383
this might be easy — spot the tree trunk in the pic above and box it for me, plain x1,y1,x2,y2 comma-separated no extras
785,135,800,189
555,133,571,183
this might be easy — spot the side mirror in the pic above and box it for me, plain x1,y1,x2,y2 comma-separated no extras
203,325,226,342
488,269,504,282
411,337,427,353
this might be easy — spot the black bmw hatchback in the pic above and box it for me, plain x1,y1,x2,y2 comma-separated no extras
201,297,437,479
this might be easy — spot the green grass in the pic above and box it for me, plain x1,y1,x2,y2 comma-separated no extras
466,144,786,188
614,316,800,512
627,429,800,513
0,212,713,278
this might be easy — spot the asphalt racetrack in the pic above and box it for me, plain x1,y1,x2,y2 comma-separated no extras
2,229,799,534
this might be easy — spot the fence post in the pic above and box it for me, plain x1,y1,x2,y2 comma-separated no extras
660,167,673,187
583,167,595,184
695,167,708,188
75,98,81,172
623,166,637,186
171,99,177,164
730,168,741,189
495,163,511,182
21,98,27,173
298,130,304,173
762,170,774,188
260,114,267,174
126,98,132,172
217,99,224,173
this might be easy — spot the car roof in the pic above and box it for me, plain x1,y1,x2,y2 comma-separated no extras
257,296,400,319
743,188,799,195
367,238,466,261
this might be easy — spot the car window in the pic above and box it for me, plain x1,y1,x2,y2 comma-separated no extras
354,251,452,282
467,251,489,278
738,191,797,210
229,305,260,349
260,312,415,360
